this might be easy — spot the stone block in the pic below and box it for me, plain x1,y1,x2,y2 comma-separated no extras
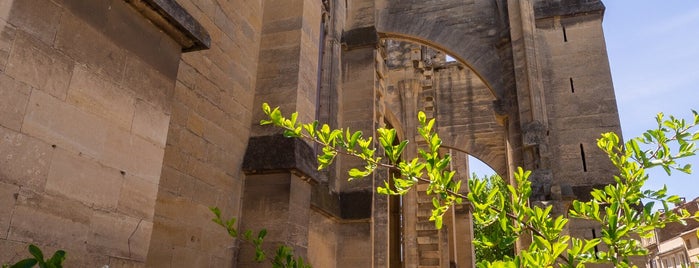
8,205,89,249
118,175,158,220
148,217,189,248
0,20,16,72
0,181,19,237
192,73,222,106
103,0,181,78
55,13,127,85
59,0,110,30
144,241,174,266
208,254,233,268
132,99,171,148
106,257,144,268
176,128,207,160
100,127,165,183
15,188,92,225
173,80,200,112
22,90,108,158
179,176,217,206
0,126,52,189
176,61,198,89
185,157,230,188
66,66,136,129
0,73,30,131
206,143,239,175
88,212,152,261
212,178,243,215
171,247,209,267
185,112,206,137
161,145,189,174
201,118,235,150
219,85,253,118
0,239,28,264
6,0,62,45
6,31,74,100
45,149,122,210
158,166,186,195
199,223,234,255
152,191,212,226
122,57,174,113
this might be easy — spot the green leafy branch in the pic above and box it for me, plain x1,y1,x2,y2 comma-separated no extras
567,111,699,267
210,207,310,268
472,111,699,267
261,103,463,228
261,103,699,267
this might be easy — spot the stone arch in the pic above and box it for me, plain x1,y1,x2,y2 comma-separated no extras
379,37,510,181
450,135,508,178
376,0,512,99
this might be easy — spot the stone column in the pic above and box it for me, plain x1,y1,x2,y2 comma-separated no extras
508,0,551,183
241,0,323,265
337,25,381,267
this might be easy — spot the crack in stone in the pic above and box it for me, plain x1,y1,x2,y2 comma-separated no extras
127,218,143,258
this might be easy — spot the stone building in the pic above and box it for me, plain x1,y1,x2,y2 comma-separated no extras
643,197,699,268
0,0,621,267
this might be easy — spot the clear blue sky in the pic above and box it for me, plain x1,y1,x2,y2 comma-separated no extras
469,2,699,205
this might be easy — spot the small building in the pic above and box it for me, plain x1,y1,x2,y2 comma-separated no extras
643,197,699,268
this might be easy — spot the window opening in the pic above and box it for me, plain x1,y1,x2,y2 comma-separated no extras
580,144,588,172
592,229,599,257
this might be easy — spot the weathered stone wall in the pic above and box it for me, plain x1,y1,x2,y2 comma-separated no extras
433,65,508,175
146,0,263,266
535,7,621,198
0,0,623,267
0,0,182,265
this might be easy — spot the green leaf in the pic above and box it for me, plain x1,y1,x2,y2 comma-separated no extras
258,229,267,240
47,250,66,266
28,244,44,263
348,168,370,180
255,249,266,262
434,215,443,229
9,259,37,268
418,111,426,124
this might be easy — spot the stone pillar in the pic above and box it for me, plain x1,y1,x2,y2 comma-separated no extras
452,205,476,267
337,25,380,267
240,0,323,265
250,0,324,136
399,79,421,268
508,0,551,184
237,172,312,266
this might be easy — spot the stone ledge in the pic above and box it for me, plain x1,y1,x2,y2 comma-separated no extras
342,26,378,50
242,134,320,182
534,0,605,19
126,0,211,52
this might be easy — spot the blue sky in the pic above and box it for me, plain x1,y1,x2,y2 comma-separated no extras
605,2,699,204
469,2,699,205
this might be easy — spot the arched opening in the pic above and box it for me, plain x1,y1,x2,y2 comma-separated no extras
467,156,515,265
376,36,510,268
